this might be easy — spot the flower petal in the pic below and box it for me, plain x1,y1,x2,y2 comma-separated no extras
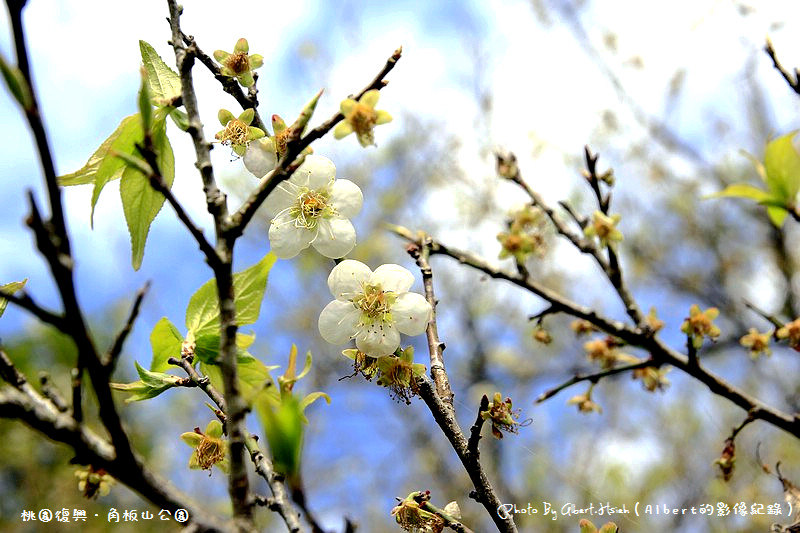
376,110,392,125
234,38,249,54
355,322,400,357
313,218,356,259
340,98,357,116
243,138,278,178
294,154,336,190
333,121,354,139
329,179,363,218
360,89,380,108
392,292,432,336
370,264,414,294
328,259,372,299
268,213,314,259
262,181,298,218
318,300,361,344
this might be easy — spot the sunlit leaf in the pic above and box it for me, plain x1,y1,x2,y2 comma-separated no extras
139,40,182,105
0,54,31,109
58,114,139,187
119,117,174,270
765,131,800,202
0,279,27,318
185,253,277,338
90,114,143,224
258,395,304,483
149,317,183,372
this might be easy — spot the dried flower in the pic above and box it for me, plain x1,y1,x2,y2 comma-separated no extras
480,392,521,439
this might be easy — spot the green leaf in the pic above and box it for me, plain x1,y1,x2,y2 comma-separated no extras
119,117,175,270
92,114,145,225
298,391,331,414
139,40,182,105
58,114,140,188
767,206,789,227
138,68,153,132
169,108,190,131
110,361,182,403
193,334,222,365
706,184,774,202
0,279,28,319
0,54,32,109
258,395,304,484
149,317,183,372
765,131,800,201
185,253,277,338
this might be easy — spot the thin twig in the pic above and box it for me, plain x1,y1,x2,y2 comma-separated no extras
764,38,800,96
39,372,69,412
390,228,800,440
416,376,517,533
467,395,489,458
536,360,655,403
406,235,454,408
0,288,67,333
169,355,304,532
104,282,150,371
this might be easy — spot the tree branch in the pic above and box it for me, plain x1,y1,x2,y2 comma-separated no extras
0,385,233,532
535,360,654,403
169,355,304,532
226,47,402,239
166,3,250,524
416,377,517,533
390,228,800,440
406,235,454,408
764,38,800,96
104,282,150,372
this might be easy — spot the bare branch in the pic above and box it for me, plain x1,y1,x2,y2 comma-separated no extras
765,38,800,96
536,360,655,403
0,288,67,333
416,377,517,533
406,235,455,408
104,282,151,372
390,227,800,440
467,395,489,458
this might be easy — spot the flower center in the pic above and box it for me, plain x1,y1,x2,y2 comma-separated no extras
226,52,250,74
196,435,225,470
290,188,333,229
353,284,396,324
350,103,377,136
216,119,249,146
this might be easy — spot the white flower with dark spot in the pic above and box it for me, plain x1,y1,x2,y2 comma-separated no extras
261,154,362,259
318,260,432,357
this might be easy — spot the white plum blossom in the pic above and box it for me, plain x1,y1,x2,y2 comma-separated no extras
318,260,433,358
260,154,363,259
243,137,278,178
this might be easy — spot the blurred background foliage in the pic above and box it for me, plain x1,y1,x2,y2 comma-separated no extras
2,0,800,532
